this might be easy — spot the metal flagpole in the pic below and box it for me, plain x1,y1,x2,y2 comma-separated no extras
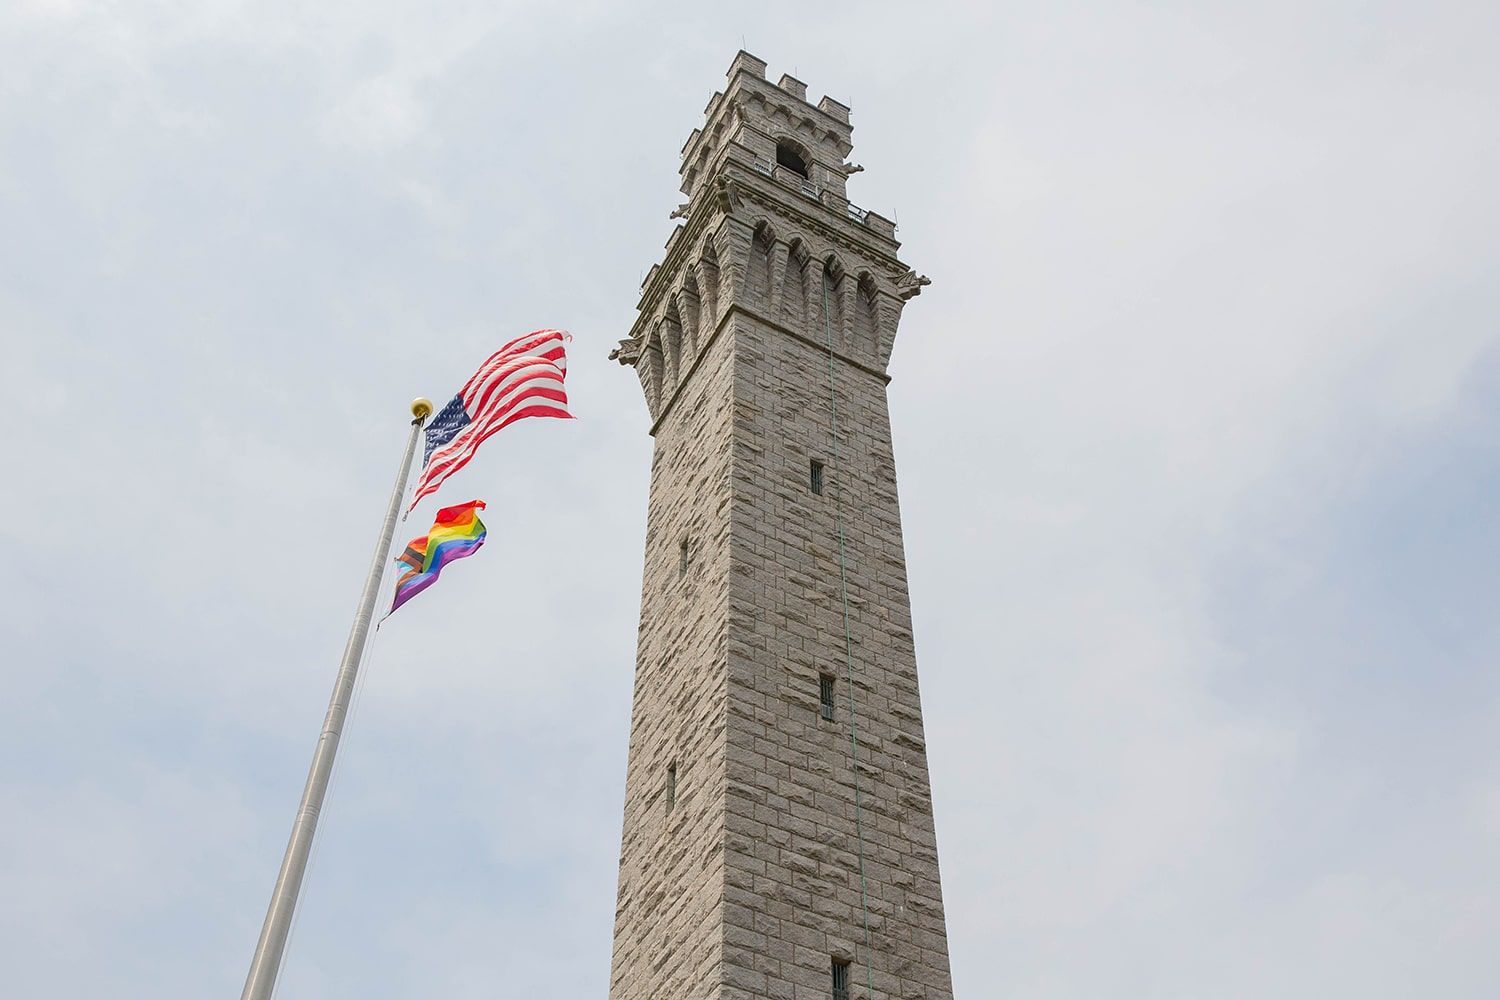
240,397,434,1000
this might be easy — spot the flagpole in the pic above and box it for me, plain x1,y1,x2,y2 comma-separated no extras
240,397,434,1000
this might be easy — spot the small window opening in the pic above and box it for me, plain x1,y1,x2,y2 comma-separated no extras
666,762,677,812
776,140,809,179
810,458,825,495
679,536,690,577
831,958,850,1000
819,674,836,721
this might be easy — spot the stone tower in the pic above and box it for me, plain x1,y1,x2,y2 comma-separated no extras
608,52,952,1000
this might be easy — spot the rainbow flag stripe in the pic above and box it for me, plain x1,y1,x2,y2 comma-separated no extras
390,500,488,614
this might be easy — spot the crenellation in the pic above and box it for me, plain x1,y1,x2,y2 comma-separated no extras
728,50,768,81
776,73,808,101
816,94,851,123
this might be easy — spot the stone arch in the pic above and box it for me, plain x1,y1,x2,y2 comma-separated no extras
643,324,665,416
661,306,684,391
816,254,845,339
775,137,811,179
748,219,775,307
680,270,702,358
780,238,810,330
853,272,880,357
698,240,720,328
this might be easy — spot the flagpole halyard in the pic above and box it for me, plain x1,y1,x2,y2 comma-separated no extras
239,398,430,1000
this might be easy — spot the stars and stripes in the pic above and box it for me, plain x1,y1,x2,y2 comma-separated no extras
409,329,572,511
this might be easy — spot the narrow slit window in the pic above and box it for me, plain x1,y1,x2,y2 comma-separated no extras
666,762,677,812
679,536,690,577
810,458,825,495
831,958,850,1000
819,674,836,721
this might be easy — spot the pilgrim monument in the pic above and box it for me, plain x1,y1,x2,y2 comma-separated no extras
609,52,953,1000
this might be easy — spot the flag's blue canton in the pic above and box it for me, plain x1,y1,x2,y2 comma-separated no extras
423,394,471,465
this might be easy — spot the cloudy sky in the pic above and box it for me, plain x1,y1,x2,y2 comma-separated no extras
3,2,1497,997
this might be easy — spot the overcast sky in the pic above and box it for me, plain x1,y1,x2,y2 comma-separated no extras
3,2,1498,997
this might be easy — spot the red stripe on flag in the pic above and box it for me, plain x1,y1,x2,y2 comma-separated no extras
411,385,569,507
425,370,567,478
459,356,563,428
460,330,569,400
409,334,572,511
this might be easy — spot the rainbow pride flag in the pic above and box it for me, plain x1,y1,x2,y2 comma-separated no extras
389,500,488,615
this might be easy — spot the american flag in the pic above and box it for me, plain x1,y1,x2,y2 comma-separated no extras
409,329,572,511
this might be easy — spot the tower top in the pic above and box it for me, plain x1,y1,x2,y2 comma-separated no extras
612,51,930,429
726,49,852,121
677,52,866,216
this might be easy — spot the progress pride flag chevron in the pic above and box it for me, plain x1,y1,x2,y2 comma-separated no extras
410,329,572,511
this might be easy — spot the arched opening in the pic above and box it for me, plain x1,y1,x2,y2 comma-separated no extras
775,139,809,179
819,257,844,336
854,273,879,355
644,329,664,415
749,221,775,303
680,272,701,357
661,310,683,389
781,239,809,329
699,241,720,325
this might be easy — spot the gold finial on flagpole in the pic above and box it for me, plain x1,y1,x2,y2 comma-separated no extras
411,397,434,421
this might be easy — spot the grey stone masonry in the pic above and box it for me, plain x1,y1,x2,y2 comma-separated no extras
610,52,950,1000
